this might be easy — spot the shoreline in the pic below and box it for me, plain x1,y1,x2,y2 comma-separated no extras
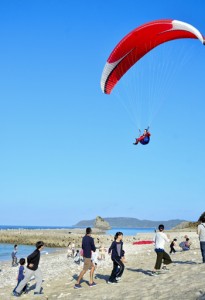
0,228,147,248
0,227,196,247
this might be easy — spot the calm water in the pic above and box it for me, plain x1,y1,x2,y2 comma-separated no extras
0,243,61,262
106,227,155,236
0,225,155,261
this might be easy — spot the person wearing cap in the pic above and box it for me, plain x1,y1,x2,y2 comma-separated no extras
133,128,151,145
151,224,172,276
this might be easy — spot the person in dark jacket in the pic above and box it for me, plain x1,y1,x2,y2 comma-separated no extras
170,238,177,254
107,232,125,284
13,258,27,294
13,241,44,297
74,227,96,289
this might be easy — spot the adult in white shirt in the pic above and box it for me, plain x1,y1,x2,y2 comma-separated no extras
152,224,172,275
197,216,205,263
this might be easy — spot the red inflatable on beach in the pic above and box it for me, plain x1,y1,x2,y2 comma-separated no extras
101,19,205,94
133,241,154,245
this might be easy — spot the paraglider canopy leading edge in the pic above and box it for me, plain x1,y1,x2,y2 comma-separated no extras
100,19,205,95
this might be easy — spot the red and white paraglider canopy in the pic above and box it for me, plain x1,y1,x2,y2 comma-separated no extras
101,19,205,94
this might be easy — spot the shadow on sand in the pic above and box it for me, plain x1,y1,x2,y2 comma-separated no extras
172,260,198,265
126,268,153,276
94,273,110,282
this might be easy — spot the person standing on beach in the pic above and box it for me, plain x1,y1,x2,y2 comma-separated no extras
197,216,205,263
71,240,76,257
170,238,177,254
99,244,106,260
73,250,81,264
11,245,18,267
74,227,96,289
13,241,45,297
151,224,172,276
107,232,125,284
13,258,27,295
67,242,72,258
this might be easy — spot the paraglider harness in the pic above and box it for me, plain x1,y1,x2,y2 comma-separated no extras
138,127,150,145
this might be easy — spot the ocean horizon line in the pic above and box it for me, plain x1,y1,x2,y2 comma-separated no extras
0,225,157,230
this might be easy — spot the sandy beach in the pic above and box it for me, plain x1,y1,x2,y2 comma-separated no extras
1,230,205,300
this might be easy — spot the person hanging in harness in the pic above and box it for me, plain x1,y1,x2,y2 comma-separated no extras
133,128,151,145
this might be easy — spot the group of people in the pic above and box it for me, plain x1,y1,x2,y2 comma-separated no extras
11,217,205,296
12,241,45,297
74,228,125,289
169,236,192,254
151,218,205,276
67,240,76,258
149,220,205,276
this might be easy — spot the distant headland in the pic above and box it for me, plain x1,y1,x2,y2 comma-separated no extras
74,217,187,229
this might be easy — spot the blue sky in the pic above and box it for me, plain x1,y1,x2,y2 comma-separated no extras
0,0,205,226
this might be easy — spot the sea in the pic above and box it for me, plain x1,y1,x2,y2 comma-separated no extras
0,225,155,261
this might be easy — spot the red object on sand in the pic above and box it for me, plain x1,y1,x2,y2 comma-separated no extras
133,241,153,245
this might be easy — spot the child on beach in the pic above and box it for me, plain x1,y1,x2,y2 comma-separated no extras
182,238,192,251
11,245,18,267
170,238,177,254
99,244,106,260
179,237,192,251
73,250,81,264
13,258,27,295
108,232,125,284
67,242,72,258
91,250,98,269
71,240,76,257
13,241,45,297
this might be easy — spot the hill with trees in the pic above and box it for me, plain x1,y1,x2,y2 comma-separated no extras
74,217,186,229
